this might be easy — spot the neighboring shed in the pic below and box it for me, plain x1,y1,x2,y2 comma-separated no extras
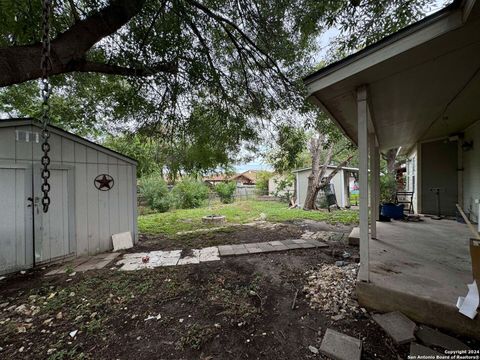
268,174,295,197
0,118,137,275
293,166,358,208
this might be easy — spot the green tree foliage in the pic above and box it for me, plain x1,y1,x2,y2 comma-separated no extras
171,178,209,209
103,134,164,178
255,171,272,195
139,175,172,212
214,181,237,204
0,0,435,133
380,173,397,204
102,103,253,181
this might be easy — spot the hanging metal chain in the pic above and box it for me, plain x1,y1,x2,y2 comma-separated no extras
40,0,52,213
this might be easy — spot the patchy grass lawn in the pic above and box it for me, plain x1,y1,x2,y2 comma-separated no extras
138,200,359,235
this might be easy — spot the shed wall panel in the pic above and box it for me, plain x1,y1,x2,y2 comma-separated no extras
61,137,75,163
97,161,111,252
0,127,16,160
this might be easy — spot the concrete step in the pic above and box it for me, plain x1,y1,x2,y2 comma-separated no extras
357,280,480,340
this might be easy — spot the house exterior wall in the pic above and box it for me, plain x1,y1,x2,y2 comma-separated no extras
463,120,480,224
295,168,347,208
406,145,419,213
0,124,137,264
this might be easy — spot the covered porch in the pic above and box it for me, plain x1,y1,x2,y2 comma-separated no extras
351,218,478,338
304,0,480,338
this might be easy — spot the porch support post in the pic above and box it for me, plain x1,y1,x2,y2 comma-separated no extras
357,85,370,282
369,132,378,239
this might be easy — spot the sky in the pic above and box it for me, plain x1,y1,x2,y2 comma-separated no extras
233,0,448,174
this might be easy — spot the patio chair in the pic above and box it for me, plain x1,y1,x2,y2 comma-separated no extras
395,191,414,214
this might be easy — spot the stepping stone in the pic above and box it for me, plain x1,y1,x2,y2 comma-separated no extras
348,227,359,246
269,241,283,246
410,343,443,356
307,239,329,248
319,328,362,360
258,242,275,252
292,239,307,244
198,247,220,262
268,241,289,251
372,311,416,345
298,242,315,249
177,249,201,265
416,325,471,350
231,245,249,255
218,245,235,256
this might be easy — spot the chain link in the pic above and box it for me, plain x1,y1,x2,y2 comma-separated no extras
40,0,52,213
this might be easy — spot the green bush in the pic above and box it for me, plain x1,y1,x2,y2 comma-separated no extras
255,171,272,195
215,181,237,204
172,178,209,209
380,173,397,204
139,175,173,212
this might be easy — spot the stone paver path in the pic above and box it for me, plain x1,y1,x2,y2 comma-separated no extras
218,239,327,256
46,238,329,274
46,252,120,276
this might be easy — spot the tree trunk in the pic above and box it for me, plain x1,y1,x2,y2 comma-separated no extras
303,137,335,210
303,136,354,210
384,148,397,175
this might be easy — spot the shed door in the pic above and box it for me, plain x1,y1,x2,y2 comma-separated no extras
34,168,73,263
421,140,458,216
0,165,33,274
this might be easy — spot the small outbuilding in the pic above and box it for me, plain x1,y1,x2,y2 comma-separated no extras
0,118,137,275
293,166,359,209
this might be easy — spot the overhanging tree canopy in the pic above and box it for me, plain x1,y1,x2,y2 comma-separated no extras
0,0,436,169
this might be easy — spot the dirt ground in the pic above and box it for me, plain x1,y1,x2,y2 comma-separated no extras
133,219,351,252
0,221,477,359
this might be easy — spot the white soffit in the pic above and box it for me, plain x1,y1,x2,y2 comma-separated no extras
306,4,480,151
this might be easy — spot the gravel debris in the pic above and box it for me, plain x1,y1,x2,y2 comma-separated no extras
304,263,360,315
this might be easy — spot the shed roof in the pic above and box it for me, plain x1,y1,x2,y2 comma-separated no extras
292,165,359,173
0,118,137,165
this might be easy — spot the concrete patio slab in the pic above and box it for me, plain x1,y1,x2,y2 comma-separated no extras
372,311,416,345
319,328,362,360
356,218,480,340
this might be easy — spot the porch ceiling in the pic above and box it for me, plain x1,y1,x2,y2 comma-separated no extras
306,2,480,151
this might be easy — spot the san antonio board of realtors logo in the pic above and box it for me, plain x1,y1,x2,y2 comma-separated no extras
94,174,114,191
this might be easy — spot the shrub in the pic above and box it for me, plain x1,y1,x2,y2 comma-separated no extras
255,171,272,195
139,175,173,212
215,181,237,204
380,173,397,204
172,178,209,209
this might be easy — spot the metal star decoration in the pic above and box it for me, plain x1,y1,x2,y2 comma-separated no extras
94,174,114,191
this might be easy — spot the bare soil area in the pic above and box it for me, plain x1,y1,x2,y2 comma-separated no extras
0,221,476,359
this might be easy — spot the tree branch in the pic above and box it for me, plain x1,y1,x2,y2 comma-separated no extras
76,60,177,76
0,0,148,87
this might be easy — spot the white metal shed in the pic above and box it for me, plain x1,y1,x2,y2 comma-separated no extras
0,118,137,275
293,166,359,209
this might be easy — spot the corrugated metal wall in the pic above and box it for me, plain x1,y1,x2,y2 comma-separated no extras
0,123,137,273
